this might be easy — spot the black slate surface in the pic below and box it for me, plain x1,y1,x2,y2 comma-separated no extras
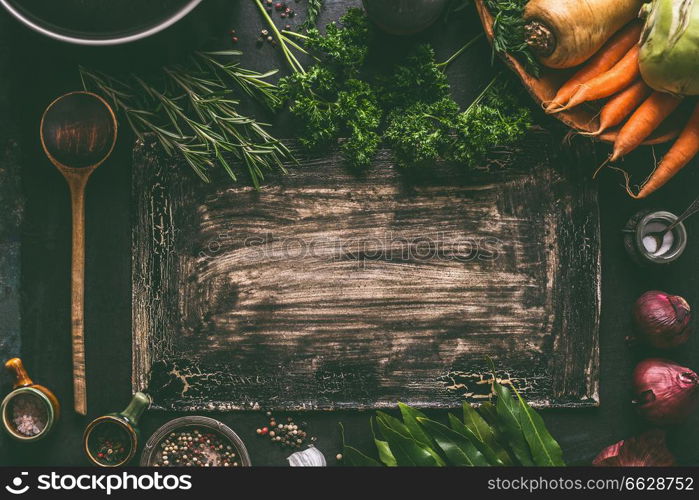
1,0,699,466
0,7,23,394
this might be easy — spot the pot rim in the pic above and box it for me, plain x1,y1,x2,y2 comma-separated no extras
0,0,203,46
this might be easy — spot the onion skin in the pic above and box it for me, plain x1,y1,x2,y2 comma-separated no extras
633,358,699,425
524,0,646,69
593,440,623,465
633,291,692,349
593,430,675,466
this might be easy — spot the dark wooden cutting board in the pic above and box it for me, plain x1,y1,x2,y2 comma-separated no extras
132,130,600,411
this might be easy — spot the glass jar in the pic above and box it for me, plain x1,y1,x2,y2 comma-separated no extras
623,209,687,265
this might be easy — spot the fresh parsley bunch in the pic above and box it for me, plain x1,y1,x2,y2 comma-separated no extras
381,44,530,169
279,9,381,169
279,8,531,171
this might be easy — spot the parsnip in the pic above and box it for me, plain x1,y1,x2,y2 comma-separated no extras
524,0,646,69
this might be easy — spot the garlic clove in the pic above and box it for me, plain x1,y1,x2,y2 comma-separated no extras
287,446,327,467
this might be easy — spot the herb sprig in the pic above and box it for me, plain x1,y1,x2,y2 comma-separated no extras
80,51,292,185
484,0,541,77
277,9,531,170
303,0,325,29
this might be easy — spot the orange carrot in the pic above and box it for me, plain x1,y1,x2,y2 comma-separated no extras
552,45,641,113
611,91,683,162
581,80,651,136
634,102,699,198
546,22,642,113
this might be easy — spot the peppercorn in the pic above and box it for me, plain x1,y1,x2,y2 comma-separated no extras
153,428,238,467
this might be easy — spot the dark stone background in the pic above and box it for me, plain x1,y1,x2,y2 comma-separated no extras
1,0,698,466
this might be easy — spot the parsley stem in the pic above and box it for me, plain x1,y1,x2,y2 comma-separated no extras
254,0,306,74
463,74,499,116
437,32,484,68
282,30,311,40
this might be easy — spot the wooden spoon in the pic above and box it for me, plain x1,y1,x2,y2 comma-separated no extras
39,91,117,415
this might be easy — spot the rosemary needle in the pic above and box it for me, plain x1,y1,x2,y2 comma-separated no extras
80,51,292,185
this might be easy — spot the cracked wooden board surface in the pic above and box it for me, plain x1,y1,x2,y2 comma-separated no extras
132,130,600,411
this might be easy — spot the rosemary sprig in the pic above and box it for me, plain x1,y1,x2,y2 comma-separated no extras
80,50,292,185
484,0,540,77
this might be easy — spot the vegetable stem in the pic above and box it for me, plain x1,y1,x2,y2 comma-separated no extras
254,0,306,74
438,32,485,68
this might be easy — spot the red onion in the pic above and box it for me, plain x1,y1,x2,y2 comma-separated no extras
633,291,692,349
633,358,699,425
593,430,675,466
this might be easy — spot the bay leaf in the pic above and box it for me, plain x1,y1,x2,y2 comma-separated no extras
417,417,490,466
339,423,382,467
493,380,534,466
397,403,446,466
513,386,565,466
376,415,439,467
371,417,397,466
448,413,508,466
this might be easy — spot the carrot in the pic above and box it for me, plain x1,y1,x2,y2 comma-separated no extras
634,102,699,199
552,45,641,113
611,91,683,162
580,80,651,136
546,22,642,113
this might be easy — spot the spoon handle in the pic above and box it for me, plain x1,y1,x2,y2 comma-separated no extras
68,178,88,416
672,196,699,228
665,196,699,234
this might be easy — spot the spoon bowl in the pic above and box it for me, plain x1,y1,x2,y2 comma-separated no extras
41,91,117,170
40,91,117,415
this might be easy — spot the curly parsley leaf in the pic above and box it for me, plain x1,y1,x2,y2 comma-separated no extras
279,9,532,172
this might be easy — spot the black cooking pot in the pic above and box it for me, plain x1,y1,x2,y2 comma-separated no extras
1,0,232,70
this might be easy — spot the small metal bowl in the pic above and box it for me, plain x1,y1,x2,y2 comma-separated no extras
362,0,449,35
140,416,251,467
